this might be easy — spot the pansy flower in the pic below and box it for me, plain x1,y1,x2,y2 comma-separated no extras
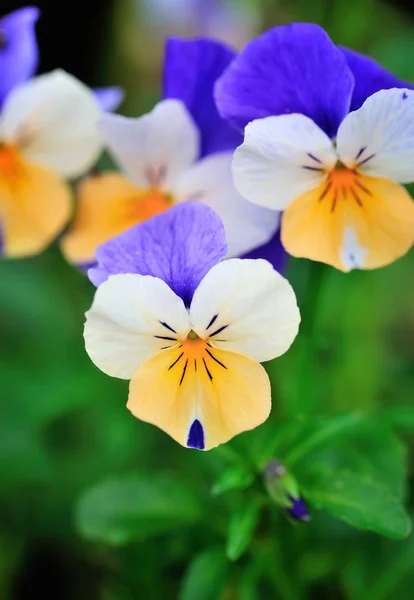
0,69,103,257
84,202,300,450
61,38,282,270
0,7,105,257
215,23,414,271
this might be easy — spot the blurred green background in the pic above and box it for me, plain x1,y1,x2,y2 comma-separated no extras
1,0,414,598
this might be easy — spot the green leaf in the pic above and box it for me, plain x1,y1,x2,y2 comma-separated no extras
302,468,411,539
179,549,228,600
212,466,254,496
284,412,366,468
75,472,204,545
294,421,407,501
226,498,262,561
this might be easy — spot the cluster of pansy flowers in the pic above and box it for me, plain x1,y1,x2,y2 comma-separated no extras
2,9,414,464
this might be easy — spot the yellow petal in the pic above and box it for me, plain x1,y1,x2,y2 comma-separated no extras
281,170,414,271
127,338,271,451
61,172,171,265
0,157,71,258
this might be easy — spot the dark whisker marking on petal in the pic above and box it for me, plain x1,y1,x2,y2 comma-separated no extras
194,359,197,372
202,358,213,381
155,335,176,341
206,349,227,369
319,181,332,202
179,359,188,385
206,314,218,330
210,324,229,337
302,165,324,172
159,321,176,334
307,153,322,164
330,189,338,212
161,345,174,350
355,146,366,160
350,187,363,207
168,352,184,370
354,179,373,196
357,153,376,167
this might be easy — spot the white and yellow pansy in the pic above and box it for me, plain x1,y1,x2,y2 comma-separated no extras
84,202,300,450
0,70,102,257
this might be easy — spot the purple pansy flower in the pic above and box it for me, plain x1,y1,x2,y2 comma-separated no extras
62,38,283,271
216,23,414,272
85,202,300,450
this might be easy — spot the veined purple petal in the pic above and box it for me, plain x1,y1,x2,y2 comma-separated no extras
163,37,242,157
0,7,39,107
94,87,125,112
215,23,354,138
89,201,227,306
340,46,414,111
242,228,287,274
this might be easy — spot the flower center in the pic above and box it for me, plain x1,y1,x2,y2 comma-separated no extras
319,164,371,212
127,188,172,221
0,144,20,180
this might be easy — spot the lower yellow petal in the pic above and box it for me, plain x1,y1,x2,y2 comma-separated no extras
0,158,71,258
61,172,171,265
281,172,414,271
127,339,271,450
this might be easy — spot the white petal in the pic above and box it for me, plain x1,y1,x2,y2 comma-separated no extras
337,88,414,183
99,99,200,189
0,70,103,178
189,258,300,362
172,152,280,257
232,114,337,210
84,274,191,379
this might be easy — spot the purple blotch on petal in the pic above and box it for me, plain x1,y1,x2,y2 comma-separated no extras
242,227,287,274
187,419,205,450
0,7,39,107
94,87,125,112
340,46,414,112
286,496,310,522
163,37,242,157
88,201,227,306
215,23,354,138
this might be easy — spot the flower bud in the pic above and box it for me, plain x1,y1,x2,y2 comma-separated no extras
263,460,310,522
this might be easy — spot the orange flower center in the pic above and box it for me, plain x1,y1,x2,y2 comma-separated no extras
127,188,172,221
0,144,20,180
319,164,370,212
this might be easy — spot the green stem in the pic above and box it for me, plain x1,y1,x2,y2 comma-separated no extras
285,260,329,416
263,539,304,600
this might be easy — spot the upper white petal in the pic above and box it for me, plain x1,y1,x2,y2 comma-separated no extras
99,99,200,189
0,70,103,178
84,274,191,379
189,258,300,362
337,88,414,183
172,151,280,257
232,114,337,211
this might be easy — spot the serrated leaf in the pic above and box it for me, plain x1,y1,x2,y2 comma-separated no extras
302,468,411,539
75,472,203,545
212,466,254,496
294,421,407,501
179,549,228,600
284,412,366,468
226,498,262,561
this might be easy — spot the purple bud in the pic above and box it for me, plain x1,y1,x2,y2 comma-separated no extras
286,496,311,522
